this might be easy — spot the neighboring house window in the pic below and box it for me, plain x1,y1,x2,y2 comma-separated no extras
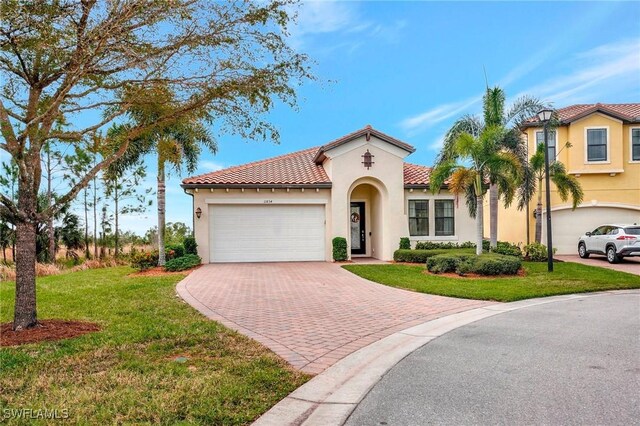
586,128,607,162
408,200,429,236
632,128,640,161
435,200,455,236
536,130,556,160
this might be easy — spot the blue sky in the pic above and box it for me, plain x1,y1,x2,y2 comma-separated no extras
119,1,640,232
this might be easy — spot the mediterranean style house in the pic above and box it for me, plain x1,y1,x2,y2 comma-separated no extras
494,103,640,254
182,126,476,262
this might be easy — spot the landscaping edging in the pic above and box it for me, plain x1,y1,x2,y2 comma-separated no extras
252,289,640,426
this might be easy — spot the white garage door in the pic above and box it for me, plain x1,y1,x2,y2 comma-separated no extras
209,204,326,262
543,207,640,255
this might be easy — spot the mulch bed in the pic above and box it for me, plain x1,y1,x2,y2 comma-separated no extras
423,268,526,279
0,320,101,347
128,265,201,277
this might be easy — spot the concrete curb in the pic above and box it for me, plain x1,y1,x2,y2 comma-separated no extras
252,289,640,426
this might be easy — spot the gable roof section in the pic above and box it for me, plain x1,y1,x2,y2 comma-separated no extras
183,151,436,188
521,103,640,127
313,125,416,163
182,147,331,188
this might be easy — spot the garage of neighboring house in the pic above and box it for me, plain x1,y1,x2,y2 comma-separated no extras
543,205,640,254
208,204,326,263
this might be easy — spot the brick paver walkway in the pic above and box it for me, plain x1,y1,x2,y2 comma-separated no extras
177,263,494,374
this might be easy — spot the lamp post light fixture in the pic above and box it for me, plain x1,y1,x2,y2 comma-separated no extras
537,108,554,272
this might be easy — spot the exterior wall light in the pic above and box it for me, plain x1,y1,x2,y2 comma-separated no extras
362,149,375,169
195,207,202,219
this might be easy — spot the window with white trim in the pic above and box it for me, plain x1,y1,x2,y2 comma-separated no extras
408,200,428,236
632,128,640,161
535,130,556,160
435,200,455,236
586,128,607,162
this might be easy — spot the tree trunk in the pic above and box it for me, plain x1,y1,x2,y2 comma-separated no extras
114,184,119,257
157,156,166,266
535,176,543,243
93,176,98,259
13,183,38,330
476,194,484,256
47,147,55,263
84,188,90,259
489,183,498,250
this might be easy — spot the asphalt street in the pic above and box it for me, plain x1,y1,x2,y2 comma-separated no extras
346,292,640,426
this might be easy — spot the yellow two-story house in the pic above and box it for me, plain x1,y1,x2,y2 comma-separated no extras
495,103,640,254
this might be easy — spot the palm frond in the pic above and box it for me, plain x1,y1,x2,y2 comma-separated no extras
551,172,584,209
448,168,476,195
429,160,458,194
435,115,483,166
454,133,478,159
505,95,549,127
483,86,505,127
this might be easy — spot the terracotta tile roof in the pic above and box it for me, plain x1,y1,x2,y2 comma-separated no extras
403,163,432,186
522,103,640,127
313,125,415,163
183,128,433,188
182,147,331,187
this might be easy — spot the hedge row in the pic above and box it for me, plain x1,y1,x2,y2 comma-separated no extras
393,248,475,263
426,253,522,276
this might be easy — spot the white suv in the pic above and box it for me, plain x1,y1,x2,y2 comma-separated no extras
578,224,640,264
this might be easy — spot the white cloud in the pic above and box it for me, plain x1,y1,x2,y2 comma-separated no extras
399,96,481,136
288,1,405,52
197,160,225,173
516,38,640,105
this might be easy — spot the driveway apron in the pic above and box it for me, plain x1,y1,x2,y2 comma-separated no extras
177,262,493,374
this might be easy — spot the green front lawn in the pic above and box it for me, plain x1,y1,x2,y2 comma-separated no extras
343,262,640,302
0,267,308,425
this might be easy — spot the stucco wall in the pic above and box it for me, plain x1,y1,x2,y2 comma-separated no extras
495,113,640,246
323,135,409,260
188,188,332,261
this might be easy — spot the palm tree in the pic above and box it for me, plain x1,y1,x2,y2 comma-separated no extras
110,84,217,265
431,126,522,255
153,120,215,265
437,86,548,249
528,143,583,243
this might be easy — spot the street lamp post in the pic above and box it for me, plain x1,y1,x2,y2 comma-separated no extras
537,108,554,272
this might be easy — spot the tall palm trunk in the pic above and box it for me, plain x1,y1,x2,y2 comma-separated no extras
114,183,119,257
46,147,55,262
13,183,38,330
489,183,498,250
84,187,90,259
535,175,543,243
476,194,484,256
93,176,98,259
157,155,166,266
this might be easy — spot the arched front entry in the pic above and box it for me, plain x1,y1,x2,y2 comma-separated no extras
348,178,388,259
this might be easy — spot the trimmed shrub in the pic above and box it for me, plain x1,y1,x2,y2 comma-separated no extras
426,253,473,273
184,236,198,255
415,241,460,250
131,251,159,271
164,254,202,272
492,241,523,258
399,237,411,250
459,241,476,249
472,255,521,275
165,244,185,260
394,248,474,263
523,243,556,262
427,253,521,276
332,237,348,261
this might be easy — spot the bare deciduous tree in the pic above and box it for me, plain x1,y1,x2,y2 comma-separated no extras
0,0,314,330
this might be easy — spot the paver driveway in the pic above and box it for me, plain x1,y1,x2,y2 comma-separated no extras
177,263,493,374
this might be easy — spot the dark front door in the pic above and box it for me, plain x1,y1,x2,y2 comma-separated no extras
350,202,366,255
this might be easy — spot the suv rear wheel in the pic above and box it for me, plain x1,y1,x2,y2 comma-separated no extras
578,243,589,259
606,245,620,264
